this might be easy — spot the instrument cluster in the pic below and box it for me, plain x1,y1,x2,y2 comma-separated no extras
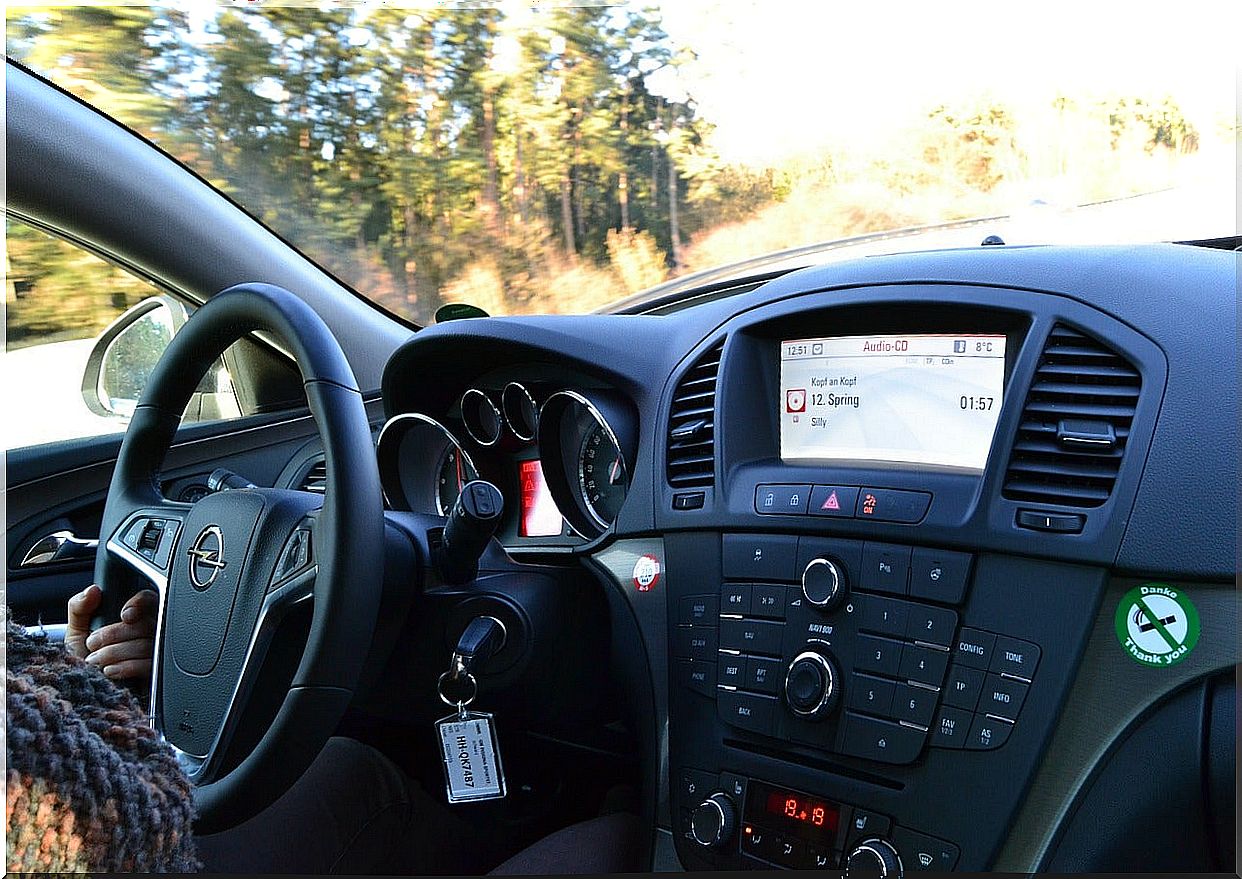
377,372,637,547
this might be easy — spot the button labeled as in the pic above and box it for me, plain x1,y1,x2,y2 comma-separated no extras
718,656,745,687
676,626,718,661
965,713,1013,750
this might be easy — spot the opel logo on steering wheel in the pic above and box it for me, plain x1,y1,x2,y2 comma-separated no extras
187,525,226,590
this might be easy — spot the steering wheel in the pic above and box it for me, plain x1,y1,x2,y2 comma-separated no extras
93,283,383,832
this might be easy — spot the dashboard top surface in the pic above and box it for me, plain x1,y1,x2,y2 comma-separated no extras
382,242,1237,578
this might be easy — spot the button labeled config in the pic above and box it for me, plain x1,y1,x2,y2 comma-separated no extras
953,627,996,669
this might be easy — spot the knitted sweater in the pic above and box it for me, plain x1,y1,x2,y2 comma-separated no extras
5,620,200,873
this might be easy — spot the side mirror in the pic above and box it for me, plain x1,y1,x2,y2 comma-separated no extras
81,296,188,418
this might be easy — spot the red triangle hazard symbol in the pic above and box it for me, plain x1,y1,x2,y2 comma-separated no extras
822,491,840,511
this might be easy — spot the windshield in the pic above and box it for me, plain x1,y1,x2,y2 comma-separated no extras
7,4,1236,324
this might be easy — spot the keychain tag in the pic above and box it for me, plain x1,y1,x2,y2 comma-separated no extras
436,708,507,803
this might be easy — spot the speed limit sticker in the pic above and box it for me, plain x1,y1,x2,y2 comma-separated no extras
632,554,661,592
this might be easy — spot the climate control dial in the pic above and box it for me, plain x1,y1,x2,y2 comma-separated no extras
690,792,737,849
845,838,902,877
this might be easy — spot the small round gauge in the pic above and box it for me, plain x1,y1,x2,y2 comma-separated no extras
435,443,480,515
578,423,627,527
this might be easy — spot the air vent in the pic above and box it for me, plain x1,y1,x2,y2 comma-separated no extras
299,459,327,494
667,341,724,488
1002,325,1141,508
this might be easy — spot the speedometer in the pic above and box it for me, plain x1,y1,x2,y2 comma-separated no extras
537,390,636,539
578,423,627,527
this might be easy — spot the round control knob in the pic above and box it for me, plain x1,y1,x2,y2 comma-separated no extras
784,650,840,719
689,793,736,849
802,557,846,609
845,838,902,877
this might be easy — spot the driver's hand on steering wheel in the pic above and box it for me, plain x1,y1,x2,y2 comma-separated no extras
66,585,158,681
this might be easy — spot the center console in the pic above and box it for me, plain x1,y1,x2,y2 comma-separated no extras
656,289,1164,872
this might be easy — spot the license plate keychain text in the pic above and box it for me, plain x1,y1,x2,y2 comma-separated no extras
436,653,507,803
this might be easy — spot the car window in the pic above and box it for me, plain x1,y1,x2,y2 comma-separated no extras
3,216,242,450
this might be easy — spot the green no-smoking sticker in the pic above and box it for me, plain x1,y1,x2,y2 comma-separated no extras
1115,584,1200,667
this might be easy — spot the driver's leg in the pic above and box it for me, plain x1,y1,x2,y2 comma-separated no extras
195,737,493,875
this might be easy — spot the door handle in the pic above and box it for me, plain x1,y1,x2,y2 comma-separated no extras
20,531,99,567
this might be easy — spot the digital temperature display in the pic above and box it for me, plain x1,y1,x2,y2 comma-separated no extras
745,781,842,847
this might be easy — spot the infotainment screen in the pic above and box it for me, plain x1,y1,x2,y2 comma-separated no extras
779,334,1006,469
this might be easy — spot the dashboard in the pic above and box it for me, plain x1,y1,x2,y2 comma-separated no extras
379,243,1237,873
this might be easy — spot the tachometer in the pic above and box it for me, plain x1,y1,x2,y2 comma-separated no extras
377,413,479,515
435,443,479,515
578,423,627,527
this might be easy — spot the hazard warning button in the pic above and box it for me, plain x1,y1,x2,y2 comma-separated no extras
809,485,860,518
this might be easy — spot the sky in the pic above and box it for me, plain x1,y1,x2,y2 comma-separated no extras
648,0,1240,165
